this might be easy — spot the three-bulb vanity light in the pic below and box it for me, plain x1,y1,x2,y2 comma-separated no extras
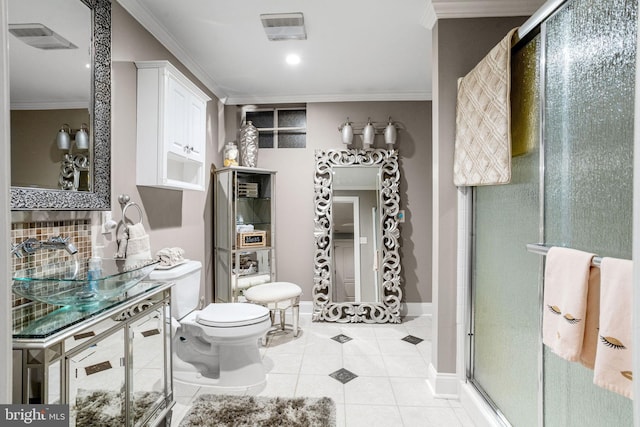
56,123,89,150
339,117,399,149
56,123,90,191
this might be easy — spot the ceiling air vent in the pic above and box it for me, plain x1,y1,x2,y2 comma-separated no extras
8,23,77,50
260,12,306,41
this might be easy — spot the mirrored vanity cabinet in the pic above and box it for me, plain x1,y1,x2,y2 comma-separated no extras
214,167,276,302
12,283,173,427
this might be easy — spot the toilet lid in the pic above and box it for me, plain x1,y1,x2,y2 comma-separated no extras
196,303,270,327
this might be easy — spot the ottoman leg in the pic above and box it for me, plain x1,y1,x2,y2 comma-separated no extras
279,309,286,331
293,303,300,337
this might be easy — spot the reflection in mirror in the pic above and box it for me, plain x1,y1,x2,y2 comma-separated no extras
9,0,90,190
332,167,381,303
313,149,401,323
10,0,111,210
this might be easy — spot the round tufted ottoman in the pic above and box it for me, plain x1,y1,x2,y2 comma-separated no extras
243,282,302,337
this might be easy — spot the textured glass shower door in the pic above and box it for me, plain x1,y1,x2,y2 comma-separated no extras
470,36,541,427
471,0,637,425
543,0,636,425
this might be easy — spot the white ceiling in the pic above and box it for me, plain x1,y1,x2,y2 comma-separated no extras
118,0,432,105
9,0,91,109
118,0,545,105
7,0,546,108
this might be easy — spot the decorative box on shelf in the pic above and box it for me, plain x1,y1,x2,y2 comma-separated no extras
237,231,267,248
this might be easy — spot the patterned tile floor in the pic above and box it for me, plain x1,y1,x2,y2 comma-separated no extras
171,315,475,427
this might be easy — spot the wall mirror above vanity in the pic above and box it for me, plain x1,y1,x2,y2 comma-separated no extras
9,0,111,210
313,149,402,323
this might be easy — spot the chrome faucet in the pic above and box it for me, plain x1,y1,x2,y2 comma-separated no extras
11,235,78,258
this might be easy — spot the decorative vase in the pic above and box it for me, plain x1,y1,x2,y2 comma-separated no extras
240,121,259,167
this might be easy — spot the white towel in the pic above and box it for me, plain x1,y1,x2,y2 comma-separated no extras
594,257,633,399
542,247,595,362
127,223,147,239
127,236,150,256
155,247,185,267
125,223,151,260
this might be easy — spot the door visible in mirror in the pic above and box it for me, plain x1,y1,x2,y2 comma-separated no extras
332,166,382,303
9,0,91,191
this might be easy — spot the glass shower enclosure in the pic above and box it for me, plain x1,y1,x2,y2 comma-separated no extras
468,0,637,425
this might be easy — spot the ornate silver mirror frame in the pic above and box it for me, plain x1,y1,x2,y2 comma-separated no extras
10,0,111,210
313,149,402,323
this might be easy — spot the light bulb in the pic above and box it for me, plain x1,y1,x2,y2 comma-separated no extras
286,54,301,65
341,120,353,145
56,126,70,150
362,120,375,149
75,124,89,149
384,120,397,147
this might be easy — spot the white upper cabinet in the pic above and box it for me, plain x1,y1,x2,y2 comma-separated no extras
135,61,211,191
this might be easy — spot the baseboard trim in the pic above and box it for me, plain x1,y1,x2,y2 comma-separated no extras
401,302,432,317
459,381,507,427
426,363,459,399
299,301,432,317
299,301,314,315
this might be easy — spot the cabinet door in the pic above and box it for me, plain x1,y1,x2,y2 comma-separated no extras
129,307,167,427
187,95,206,163
166,74,189,157
68,330,126,427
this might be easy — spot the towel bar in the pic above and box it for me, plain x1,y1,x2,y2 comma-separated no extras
526,243,602,268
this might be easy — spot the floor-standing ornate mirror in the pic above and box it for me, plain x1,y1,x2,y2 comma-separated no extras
313,149,401,323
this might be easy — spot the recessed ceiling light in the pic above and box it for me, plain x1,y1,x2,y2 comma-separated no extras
286,54,301,65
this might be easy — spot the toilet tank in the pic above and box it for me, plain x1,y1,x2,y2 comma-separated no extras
149,260,202,319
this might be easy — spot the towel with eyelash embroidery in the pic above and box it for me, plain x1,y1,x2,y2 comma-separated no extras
594,257,633,399
579,265,600,369
542,247,596,362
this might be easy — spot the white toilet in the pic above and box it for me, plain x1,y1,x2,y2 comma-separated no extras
149,260,271,391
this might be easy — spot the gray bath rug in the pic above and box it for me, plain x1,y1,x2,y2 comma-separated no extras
179,395,336,427
73,389,162,427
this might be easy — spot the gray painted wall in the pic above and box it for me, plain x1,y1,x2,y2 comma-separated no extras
431,16,528,374
225,101,432,303
110,2,218,302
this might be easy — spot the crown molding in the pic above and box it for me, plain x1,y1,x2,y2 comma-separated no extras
10,100,89,110
117,0,226,102
421,1,438,30
425,0,545,29
225,90,432,106
119,0,431,105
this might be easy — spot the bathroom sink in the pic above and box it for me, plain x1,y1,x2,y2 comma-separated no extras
13,258,159,307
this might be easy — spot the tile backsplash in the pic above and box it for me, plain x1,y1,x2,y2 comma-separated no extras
11,219,92,331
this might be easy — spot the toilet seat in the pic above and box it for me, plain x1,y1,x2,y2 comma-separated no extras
196,303,270,327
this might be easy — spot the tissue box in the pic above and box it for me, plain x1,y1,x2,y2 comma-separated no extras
237,231,267,248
